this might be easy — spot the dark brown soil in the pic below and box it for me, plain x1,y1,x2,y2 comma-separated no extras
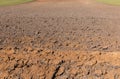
1,0,120,79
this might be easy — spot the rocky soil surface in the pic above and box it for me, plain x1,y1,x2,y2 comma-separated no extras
1,0,120,79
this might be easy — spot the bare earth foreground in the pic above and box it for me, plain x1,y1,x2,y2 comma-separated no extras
1,0,120,79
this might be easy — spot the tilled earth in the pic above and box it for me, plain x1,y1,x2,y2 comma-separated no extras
1,0,120,79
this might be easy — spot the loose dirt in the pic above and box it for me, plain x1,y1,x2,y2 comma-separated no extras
1,0,120,79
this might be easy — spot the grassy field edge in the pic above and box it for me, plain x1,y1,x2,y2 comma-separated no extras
0,0,34,6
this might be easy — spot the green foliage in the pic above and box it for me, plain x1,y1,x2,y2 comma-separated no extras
97,0,120,5
0,0,33,6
